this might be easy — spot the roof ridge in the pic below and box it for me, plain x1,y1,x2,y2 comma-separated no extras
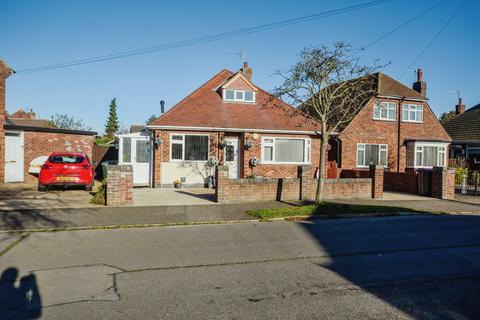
379,73,426,99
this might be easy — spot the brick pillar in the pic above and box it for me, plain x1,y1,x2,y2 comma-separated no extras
432,167,455,200
298,165,314,201
215,165,229,203
120,165,134,205
0,60,13,184
369,165,384,199
107,165,133,206
153,130,163,187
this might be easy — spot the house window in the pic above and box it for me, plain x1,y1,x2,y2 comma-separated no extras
223,89,255,103
122,137,132,163
411,143,447,167
402,104,423,122
261,137,311,164
356,144,388,167
170,134,209,161
373,102,396,121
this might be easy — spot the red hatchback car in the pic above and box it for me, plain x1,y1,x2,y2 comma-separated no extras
38,152,95,191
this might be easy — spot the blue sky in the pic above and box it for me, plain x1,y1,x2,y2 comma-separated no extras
1,0,478,133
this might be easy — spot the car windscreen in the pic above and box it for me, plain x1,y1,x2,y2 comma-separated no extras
49,155,85,164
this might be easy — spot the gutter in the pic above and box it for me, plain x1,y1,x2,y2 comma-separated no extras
4,124,97,136
146,125,330,135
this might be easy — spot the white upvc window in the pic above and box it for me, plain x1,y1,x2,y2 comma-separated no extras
223,89,256,103
261,137,311,164
373,102,396,121
170,133,210,162
356,143,388,168
402,104,424,122
409,142,448,168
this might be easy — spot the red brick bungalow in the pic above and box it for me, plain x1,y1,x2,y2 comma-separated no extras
147,63,321,187
329,69,452,177
0,59,96,184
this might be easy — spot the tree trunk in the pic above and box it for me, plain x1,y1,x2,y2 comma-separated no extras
315,130,329,204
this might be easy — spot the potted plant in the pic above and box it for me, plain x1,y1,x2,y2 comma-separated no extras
173,179,182,189
249,157,259,177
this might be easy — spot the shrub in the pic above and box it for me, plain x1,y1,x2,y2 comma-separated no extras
90,180,107,205
455,167,468,185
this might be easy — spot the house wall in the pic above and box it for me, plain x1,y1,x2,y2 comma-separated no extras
23,131,94,181
339,97,451,174
153,129,321,187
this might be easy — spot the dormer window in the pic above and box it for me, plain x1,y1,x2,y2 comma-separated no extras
223,89,255,103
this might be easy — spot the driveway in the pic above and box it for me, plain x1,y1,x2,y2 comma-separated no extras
133,187,216,206
0,182,95,210
1,215,480,319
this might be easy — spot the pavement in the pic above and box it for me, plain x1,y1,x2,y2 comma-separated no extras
1,214,480,319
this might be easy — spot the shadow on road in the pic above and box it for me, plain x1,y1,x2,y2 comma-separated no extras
300,215,480,319
0,268,41,319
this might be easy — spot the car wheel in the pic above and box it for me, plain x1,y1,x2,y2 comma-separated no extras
85,184,93,192
38,184,47,192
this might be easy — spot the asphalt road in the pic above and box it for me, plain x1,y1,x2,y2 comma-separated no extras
1,214,480,319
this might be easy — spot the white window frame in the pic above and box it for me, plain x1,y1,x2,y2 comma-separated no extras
356,143,389,168
373,102,397,121
408,142,448,168
261,137,311,164
169,133,210,162
402,104,424,123
223,89,256,103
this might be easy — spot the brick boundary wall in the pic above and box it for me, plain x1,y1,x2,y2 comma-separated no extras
432,167,455,200
106,165,133,206
216,165,374,204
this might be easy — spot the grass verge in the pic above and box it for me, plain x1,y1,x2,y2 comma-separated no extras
248,202,422,221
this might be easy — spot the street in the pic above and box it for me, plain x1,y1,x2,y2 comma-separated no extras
1,214,480,319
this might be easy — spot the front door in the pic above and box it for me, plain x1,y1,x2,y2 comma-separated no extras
120,136,151,185
5,131,24,182
224,137,239,179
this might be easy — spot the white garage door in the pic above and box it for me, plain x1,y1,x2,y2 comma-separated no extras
5,131,24,182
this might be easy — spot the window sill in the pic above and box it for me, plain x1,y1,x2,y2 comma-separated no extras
170,160,209,163
372,118,397,122
261,161,311,165
402,120,424,123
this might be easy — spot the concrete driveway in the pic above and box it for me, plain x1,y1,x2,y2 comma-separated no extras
0,182,95,210
133,187,216,206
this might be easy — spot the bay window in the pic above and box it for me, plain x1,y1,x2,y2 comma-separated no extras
408,143,447,168
170,134,209,161
402,104,423,122
373,102,396,121
261,137,311,164
356,144,388,167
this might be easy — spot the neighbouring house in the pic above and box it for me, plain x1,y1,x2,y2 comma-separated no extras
0,58,97,184
119,62,321,187
443,99,480,165
323,69,451,177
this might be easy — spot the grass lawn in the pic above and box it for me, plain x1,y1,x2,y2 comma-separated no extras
248,202,422,220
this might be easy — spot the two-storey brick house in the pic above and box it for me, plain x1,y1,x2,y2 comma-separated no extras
330,69,451,176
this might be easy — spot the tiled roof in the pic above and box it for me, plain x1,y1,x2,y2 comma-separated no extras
375,73,427,100
443,103,480,142
4,117,53,128
149,69,321,132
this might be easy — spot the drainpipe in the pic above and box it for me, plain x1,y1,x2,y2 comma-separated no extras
397,97,406,172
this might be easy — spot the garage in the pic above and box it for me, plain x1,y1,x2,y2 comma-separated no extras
3,109,97,183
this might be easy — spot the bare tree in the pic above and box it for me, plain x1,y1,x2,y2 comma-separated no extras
274,42,383,203
49,113,92,131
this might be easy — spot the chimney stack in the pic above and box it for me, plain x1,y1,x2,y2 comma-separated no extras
455,98,466,115
240,62,252,81
160,100,165,114
412,68,427,97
